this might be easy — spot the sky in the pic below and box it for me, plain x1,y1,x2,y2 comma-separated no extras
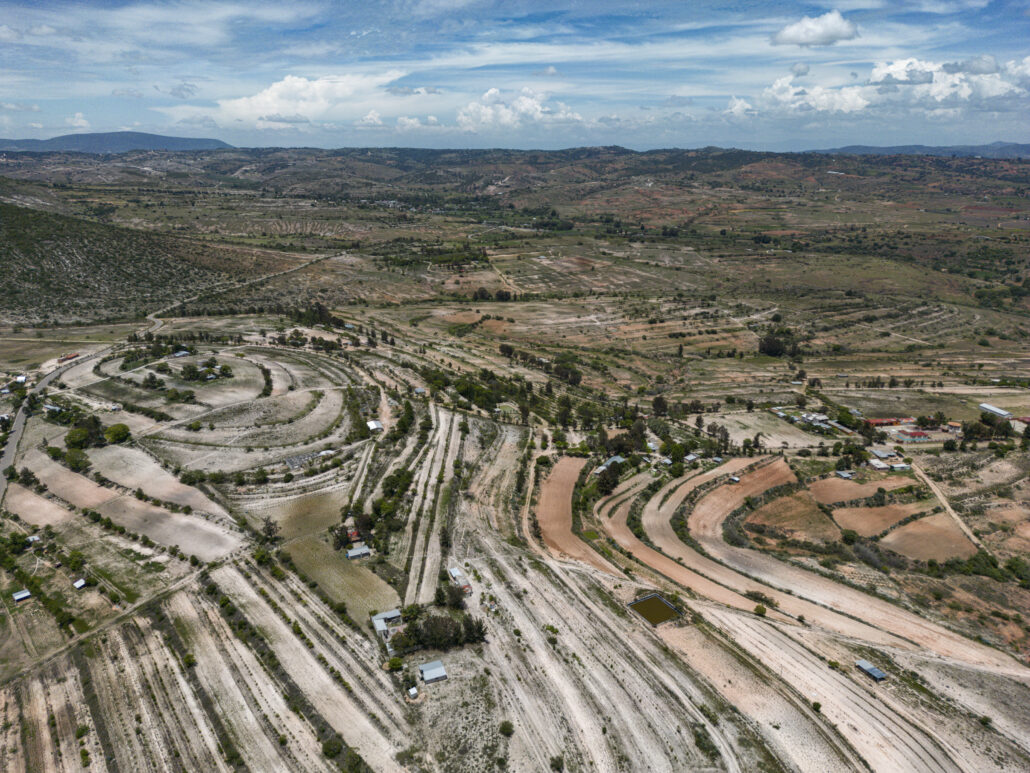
0,0,1028,150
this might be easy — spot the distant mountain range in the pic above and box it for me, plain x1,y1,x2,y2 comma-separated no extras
811,141,1030,159
0,131,232,153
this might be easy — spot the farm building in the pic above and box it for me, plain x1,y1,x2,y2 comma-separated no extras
945,421,963,433
367,420,384,433
835,470,854,479
12,590,30,603
870,449,896,459
371,609,402,638
73,579,86,590
172,350,190,358
414,387,426,395
979,403,1012,419
856,659,887,682
890,463,910,471
869,459,889,471
448,566,472,593
419,660,448,684
347,544,371,560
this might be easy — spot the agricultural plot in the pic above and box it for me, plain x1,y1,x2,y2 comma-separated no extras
880,514,979,561
746,491,840,542
832,501,933,537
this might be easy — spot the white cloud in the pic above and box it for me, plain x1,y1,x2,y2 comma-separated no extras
725,96,755,117
160,71,406,129
29,24,56,35
0,102,40,112
763,75,870,113
357,109,382,126
396,116,422,129
29,122,43,129
791,62,811,77
457,87,581,131
112,88,144,98
0,24,21,42
65,111,90,129
773,10,858,46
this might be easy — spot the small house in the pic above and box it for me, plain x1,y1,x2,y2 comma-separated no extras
835,470,854,480
12,590,31,603
419,660,448,684
890,463,910,471
27,535,41,543
869,459,889,471
414,387,426,395
367,420,384,433
408,687,418,699
73,579,86,590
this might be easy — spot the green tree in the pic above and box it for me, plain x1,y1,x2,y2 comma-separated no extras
104,423,131,444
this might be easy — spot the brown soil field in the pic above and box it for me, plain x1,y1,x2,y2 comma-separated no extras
537,457,620,576
3,483,75,527
880,514,978,561
95,497,242,561
832,502,931,537
809,475,911,504
746,491,840,542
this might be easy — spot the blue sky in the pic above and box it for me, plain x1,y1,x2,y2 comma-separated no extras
0,0,1028,149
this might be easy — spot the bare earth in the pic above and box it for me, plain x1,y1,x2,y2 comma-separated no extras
809,475,911,504
537,457,621,576
880,514,978,561
832,502,930,537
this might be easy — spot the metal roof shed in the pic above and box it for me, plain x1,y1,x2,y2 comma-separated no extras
419,660,448,684
856,659,887,682
12,590,31,602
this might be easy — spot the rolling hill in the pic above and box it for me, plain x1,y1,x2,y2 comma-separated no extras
0,131,231,154
0,201,275,323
